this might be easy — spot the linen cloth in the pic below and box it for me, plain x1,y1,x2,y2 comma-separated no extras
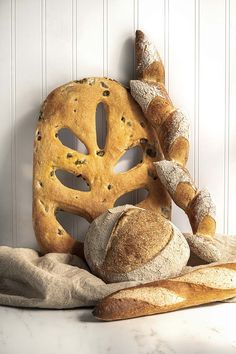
0,245,235,309
0,246,139,308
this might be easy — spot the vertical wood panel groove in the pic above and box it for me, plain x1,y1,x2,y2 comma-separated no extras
164,0,169,89
10,0,17,246
224,0,230,234
72,0,77,80
41,0,47,99
194,0,200,185
72,0,77,238
103,0,108,78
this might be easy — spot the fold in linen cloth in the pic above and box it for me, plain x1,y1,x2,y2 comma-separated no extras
0,246,140,309
0,246,235,309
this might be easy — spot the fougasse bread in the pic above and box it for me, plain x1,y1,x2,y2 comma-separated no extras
33,77,171,258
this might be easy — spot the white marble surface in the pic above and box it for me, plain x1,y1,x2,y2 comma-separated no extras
0,303,236,354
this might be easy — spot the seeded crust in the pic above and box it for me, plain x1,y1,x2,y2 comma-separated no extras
84,205,190,283
33,77,171,257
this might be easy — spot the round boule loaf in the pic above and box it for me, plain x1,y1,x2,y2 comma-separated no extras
84,205,190,283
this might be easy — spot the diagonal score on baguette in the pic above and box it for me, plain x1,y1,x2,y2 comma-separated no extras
93,262,236,321
131,30,189,166
154,160,216,237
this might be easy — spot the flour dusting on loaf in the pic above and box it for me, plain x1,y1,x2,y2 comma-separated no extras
163,109,189,148
184,233,221,262
112,287,184,307
136,32,161,75
101,222,190,283
130,80,165,113
174,266,236,289
190,189,216,225
155,160,195,195
84,205,135,269
84,206,190,283
184,233,236,263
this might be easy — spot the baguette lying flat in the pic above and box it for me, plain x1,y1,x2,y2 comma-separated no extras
93,262,236,321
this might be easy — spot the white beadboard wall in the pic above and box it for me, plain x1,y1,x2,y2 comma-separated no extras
0,0,235,249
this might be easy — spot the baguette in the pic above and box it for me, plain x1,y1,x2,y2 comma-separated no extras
130,30,189,167
186,189,216,237
184,233,236,263
154,160,197,209
155,160,216,237
130,80,189,167
136,30,165,83
93,262,236,321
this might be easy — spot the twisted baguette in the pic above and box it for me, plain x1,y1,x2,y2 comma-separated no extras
131,30,217,240
93,262,236,321
155,160,216,237
135,29,165,83
131,30,189,167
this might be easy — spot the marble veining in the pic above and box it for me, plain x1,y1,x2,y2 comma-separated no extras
0,304,236,354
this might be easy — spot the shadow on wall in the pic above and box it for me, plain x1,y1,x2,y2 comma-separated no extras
118,37,135,85
0,103,39,249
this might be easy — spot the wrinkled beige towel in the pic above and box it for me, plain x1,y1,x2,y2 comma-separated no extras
0,246,235,309
0,246,140,309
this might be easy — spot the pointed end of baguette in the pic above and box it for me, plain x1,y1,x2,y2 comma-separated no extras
93,295,156,321
92,299,123,321
135,30,165,83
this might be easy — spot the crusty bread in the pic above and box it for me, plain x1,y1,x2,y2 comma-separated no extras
154,160,197,209
154,161,216,237
84,205,190,283
184,233,236,263
130,80,189,167
130,30,190,167
93,262,236,321
136,30,165,83
186,189,216,237
33,77,171,258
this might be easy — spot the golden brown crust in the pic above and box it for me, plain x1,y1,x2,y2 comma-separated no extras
146,86,174,125
135,30,165,84
155,160,216,237
93,262,236,320
168,138,189,166
94,283,236,321
175,182,197,210
186,190,216,237
33,77,171,257
188,214,216,237
103,209,173,273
